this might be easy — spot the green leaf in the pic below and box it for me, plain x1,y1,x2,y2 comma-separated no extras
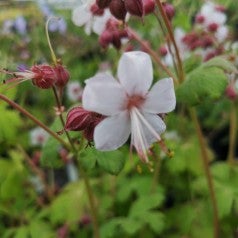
183,54,202,73
119,218,142,235
0,107,21,143
50,181,87,224
40,137,62,168
129,193,164,217
143,212,165,234
203,56,237,73
176,67,228,106
40,117,66,168
96,149,126,175
30,220,54,238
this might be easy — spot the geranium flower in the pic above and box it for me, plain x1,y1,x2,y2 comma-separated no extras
82,51,176,162
72,0,111,35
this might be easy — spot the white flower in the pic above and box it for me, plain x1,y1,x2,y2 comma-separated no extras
30,127,49,146
199,1,227,27
71,0,111,35
67,81,83,102
82,51,176,162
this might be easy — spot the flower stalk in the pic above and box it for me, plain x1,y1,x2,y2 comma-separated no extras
190,107,219,238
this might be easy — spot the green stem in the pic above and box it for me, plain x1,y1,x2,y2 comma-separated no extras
52,86,77,152
127,27,178,85
155,0,185,83
190,108,219,238
227,102,237,165
0,93,70,150
51,88,100,237
45,17,58,65
79,167,100,238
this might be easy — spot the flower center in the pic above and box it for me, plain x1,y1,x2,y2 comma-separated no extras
126,94,145,110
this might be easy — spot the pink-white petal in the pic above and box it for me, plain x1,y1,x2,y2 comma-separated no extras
131,110,166,149
94,111,131,150
92,10,111,35
117,51,153,96
72,4,91,27
142,77,176,114
82,73,126,116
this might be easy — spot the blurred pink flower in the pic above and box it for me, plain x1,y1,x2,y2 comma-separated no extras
83,51,176,162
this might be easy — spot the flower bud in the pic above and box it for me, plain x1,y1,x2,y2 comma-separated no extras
207,23,219,32
65,107,106,142
109,0,127,21
90,3,104,16
159,45,168,56
96,0,112,9
195,14,205,24
99,30,113,48
225,85,237,100
143,0,155,15
31,64,56,89
163,3,175,21
65,107,92,131
125,0,143,17
53,64,70,88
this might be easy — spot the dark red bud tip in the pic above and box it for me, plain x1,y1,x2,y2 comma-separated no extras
90,3,104,16
163,3,175,21
125,0,143,17
54,64,70,88
65,107,92,131
31,64,56,89
99,30,113,48
96,0,112,9
225,85,237,100
109,0,127,21
159,46,168,56
143,0,155,15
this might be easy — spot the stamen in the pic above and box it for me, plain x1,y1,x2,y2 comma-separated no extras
130,108,149,162
133,108,171,157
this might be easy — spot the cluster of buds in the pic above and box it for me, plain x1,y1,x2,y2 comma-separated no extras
96,0,156,20
99,18,129,49
160,2,228,65
2,62,70,90
64,106,105,142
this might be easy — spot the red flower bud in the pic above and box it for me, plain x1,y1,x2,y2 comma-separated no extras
65,107,92,131
207,23,219,32
65,107,105,142
225,85,237,100
96,0,112,9
90,3,104,16
163,3,175,21
31,64,56,89
125,0,143,17
109,0,127,21
159,46,168,56
195,14,205,24
53,64,70,88
99,30,113,48
143,0,155,15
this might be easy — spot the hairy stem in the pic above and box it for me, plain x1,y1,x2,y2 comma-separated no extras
0,93,70,150
227,102,237,164
190,108,219,238
52,88,100,237
155,0,185,83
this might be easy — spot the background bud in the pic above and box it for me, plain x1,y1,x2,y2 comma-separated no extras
96,0,111,9
125,0,143,17
54,64,70,88
109,0,127,21
143,0,155,15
